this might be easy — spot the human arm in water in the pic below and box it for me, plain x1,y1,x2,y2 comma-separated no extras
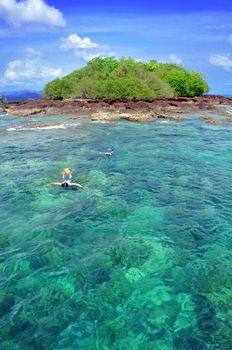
45,182,63,186
45,182,83,188
99,151,113,156
68,182,83,188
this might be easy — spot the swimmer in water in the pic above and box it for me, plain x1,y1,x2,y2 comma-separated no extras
45,168,83,188
99,145,115,156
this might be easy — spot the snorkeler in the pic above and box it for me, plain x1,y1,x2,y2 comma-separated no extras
61,167,73,183
46,168,83,188
100,145,115,156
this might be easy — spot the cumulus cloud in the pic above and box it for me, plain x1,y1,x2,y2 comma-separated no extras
209,54,232,69
159,54,183,65
0,0,66,27
60,33,117,61
167,54,183,64
1,48,62,88
61,34,98,49
25,47,41,58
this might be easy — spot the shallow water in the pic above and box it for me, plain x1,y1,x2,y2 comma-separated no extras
1,111,232,349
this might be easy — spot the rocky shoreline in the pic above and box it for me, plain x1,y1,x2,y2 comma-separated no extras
1,95,232,123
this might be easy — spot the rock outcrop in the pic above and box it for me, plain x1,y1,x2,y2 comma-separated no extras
4,96,232,124
91,112,154,122
0,96,7,112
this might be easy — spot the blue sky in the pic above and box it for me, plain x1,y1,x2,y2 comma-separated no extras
0,0,231,94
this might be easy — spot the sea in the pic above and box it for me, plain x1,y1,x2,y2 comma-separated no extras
1,106,232,349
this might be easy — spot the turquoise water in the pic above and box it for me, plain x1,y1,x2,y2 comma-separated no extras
1,111,232,349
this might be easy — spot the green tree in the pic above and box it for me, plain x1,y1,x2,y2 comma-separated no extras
43,78,73,99
43,57,208,100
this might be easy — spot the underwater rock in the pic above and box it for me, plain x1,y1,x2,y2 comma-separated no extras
69,116,85,120
123,205,166,235
129,283,172,308
125,267,145,283
22,121,59,128
29,254,49,269
0,296,15,317
91,268,111,284
87,170,108,186
51,321,97,348
199,116,223,124
157,114,185,120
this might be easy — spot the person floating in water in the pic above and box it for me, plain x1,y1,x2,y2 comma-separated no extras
46,168,83,188
100,145,115,156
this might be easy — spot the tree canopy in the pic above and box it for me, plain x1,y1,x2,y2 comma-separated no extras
43,57,209,100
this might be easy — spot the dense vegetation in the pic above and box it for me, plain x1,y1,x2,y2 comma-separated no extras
43,57,209,100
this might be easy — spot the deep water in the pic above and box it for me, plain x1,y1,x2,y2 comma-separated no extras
1,110,232,349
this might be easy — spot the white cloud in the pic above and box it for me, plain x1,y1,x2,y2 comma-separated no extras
1,49,62,88
60,33,117,61
209,54,232,70
0,0,65,27
25,47,41,58
5,60,62,80
74,47,117,62
61,34,98,49
159,54,183,65
167,54,183,64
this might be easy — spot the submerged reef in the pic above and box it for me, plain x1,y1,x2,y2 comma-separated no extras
1,106,232,349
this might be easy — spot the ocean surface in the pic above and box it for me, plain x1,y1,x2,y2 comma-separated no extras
1,108,232,349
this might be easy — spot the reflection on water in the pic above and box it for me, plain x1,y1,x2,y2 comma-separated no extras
1,112,232,349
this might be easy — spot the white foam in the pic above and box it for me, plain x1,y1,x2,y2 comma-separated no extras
64,123,80,127
6,122,82,131
92,120,111,124
7,124,67,131
34,124,66,130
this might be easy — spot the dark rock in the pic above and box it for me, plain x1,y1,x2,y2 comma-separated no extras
4,95,232,121
0,296,15,317
92,268,111,284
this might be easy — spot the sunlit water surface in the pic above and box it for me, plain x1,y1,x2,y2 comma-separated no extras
1,110,232,349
